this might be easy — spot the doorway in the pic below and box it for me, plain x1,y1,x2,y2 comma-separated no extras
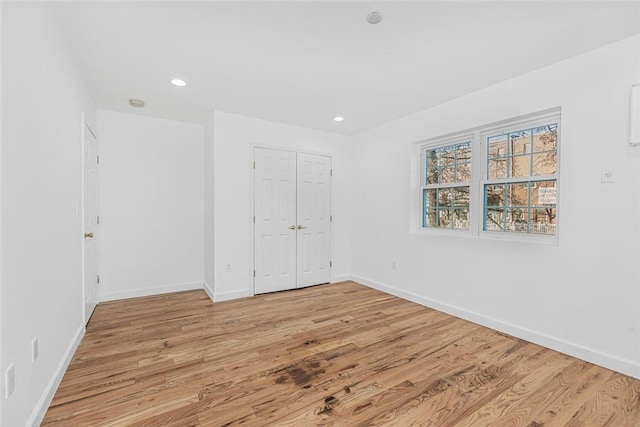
253,147,331,294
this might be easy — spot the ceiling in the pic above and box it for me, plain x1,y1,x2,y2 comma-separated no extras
50,1,640,135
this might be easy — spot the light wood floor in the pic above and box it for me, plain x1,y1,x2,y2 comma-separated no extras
43,281,640,426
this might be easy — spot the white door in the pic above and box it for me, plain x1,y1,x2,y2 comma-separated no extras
254,148,331,294
254,148,297,294
296,153,331,287
83,123,99,324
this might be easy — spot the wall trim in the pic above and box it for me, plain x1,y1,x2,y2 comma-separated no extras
27,322,85,427
100,281,203,302
203,281,215,302
331,275,351,284
214,288,254,302
352,274,640,380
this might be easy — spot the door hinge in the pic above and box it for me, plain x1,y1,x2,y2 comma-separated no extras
330,215,333,222
97,155,100,164
253,161,256,170
253,270,256,277
97,215,100,224
253,216,255,224
97,275,100,284
330,169,333,176
330,261,332,268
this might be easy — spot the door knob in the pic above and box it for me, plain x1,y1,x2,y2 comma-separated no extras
288,225,296,230
297,225,307,230
84,232,94,238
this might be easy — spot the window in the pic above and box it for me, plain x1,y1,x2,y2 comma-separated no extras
422,141,471,230
418,110,560,241
483,122,558,235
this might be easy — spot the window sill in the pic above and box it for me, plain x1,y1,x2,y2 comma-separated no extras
411,227,559,246
479,230,559,246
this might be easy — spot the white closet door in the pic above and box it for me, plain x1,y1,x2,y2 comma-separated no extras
83,123,100,324
296,153,331,288
254,148,297,294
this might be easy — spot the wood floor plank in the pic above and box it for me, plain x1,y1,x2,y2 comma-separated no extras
42,282,640,426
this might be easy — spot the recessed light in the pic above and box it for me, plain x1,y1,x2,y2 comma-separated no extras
171,79,187,87
367,11,382,24
334,116,344,122
128,98,145,108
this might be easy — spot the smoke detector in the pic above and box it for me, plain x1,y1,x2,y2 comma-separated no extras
367,11,382,24
128,99,145,108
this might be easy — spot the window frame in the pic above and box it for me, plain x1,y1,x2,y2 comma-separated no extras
415,109,560,244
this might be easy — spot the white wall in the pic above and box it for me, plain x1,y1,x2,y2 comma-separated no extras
212,111,352,301
351,35,640,378
0,3,96,426
98,110,204,301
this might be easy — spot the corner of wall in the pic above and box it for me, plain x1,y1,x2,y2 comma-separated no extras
203,280,215,302
213,288,254,302
26,323,85,427
204,111,215,292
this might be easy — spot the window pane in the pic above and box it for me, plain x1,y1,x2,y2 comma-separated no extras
529,208,556,235
533,125,558,152
425,141,471,185
484,180,556,234
440,167,455,184
485,184,504,207
532,152,557,175
456,162,471,182
453,209,469,230
425,189,437,209
488,134,508,159
506,182,529,207
426,151,438,184
423,186,469,230
453,187,469,207
456,143,471,162
438,188,452,207
487,123,557,180
510,154,532,178
485,208,505,231
439,210,452,228
440,146,455,167
509,129,531,156
425,210,437,228
488,158,507,179
532,181,557,206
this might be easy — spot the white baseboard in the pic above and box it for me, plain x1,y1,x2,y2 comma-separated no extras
352,274,640,380
203,281,215,302
213,288,254,302
27,322,85,427
331,274,351,283
100,281,203,302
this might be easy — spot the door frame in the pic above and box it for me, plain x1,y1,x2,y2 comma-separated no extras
251,144,333,295
81,114,99,325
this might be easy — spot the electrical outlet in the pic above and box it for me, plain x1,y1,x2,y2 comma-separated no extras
392,261,398,270
5,363,15,399
32,337,39,362
601,168,614,183
225,263,232,272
